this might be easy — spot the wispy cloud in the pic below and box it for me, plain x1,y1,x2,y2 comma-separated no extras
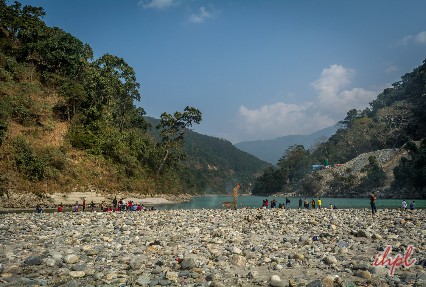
238,102,329,137
235,65,380,141
414,31,426,44
385,65,398,73
138,0,177,9
188,6,213,23
399,31,426,46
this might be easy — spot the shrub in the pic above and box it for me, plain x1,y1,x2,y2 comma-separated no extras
11,137,66,181
0,121,7,146
12,136,48,181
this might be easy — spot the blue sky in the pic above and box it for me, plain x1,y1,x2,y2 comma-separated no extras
18,0,426,143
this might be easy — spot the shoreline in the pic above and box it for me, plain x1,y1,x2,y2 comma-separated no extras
1,192,424,211
1,206,423,214
0,191,192,210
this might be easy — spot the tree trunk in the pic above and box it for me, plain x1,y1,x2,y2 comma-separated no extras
156,149,169,176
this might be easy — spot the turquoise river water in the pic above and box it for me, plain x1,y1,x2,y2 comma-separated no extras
1,196,425,214
158,195,426,210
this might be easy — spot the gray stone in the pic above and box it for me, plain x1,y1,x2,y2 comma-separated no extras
306,279,323,287
324,255,337,265
71,264,87,271
23,256,43,266
179,270,190,277
69,271,85,278
356,230,371,238
230,255,246,266
247,270,258,279
352,262,369,270
354,270,371,279
136,275,151,286
130,256,146,270
45,258,56,267
270,275,284,287
209,281,225,287
180,258,196,270
63,254,79,264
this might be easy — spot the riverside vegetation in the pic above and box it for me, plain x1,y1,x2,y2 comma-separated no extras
0,0,269,206
1,0,425,205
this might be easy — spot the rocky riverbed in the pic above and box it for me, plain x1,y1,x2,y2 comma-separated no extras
0,208,425,287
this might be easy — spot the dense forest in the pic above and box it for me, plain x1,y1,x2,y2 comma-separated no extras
0,1,269,198
252,59,426,198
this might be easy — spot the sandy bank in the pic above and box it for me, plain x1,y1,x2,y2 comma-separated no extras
0,191,190,210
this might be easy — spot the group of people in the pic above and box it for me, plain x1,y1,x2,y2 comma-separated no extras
401,199,415,211
262,197,330,209
370,192,416,218
299,197,325,209
54,196,156,213
262,197,291,209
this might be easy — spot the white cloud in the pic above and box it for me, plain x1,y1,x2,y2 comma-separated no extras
311,65,377,117
139,0,176,9
237,102,335,141
400,35,413,46
415,31,426,44
311,64,355,102
235,65,380,141
188,6,213,23
399,31,426,46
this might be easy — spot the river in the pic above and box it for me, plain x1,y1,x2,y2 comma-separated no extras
1,196,425,214
158,195,426,210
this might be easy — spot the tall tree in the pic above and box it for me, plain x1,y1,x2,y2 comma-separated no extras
277,145,311,186
86,54,141,130
156,106,202,175
393,140,426,196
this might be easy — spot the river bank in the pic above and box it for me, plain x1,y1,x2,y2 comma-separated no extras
0,208,425,286
2,194,426,212
0,191,192,210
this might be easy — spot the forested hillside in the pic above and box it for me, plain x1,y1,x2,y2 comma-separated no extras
0,1,268,199
253,59,426,198
145,117,270,193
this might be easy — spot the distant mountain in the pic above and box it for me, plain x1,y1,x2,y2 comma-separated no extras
235,125,338,164
145,117,271,193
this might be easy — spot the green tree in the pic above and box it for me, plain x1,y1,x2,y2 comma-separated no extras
252,167,284,195
24,27,93,78
0,0,45,50
83,54,141,129
277,145,311,185
253,145,310,196
156,106,202,175
359,156,387,190
393,140,426,196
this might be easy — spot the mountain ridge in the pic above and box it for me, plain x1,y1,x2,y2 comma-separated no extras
235,125,338,164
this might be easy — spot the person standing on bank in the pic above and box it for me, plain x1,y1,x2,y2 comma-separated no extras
113,196,118,210
370,192,377,217
402,200,407,210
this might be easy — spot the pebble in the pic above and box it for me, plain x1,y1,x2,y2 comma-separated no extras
0,208,424,286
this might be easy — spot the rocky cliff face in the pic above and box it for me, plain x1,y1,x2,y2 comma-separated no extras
305,148,409,198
